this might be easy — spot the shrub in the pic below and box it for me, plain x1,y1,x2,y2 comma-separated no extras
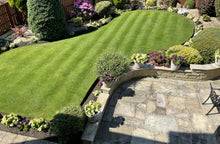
145,0,157,6
27,0,67,41
73,17,83,27
71,0,96,21
215,0,220,20
131,53,148,64
184,0,195,9
93,90,102,97
192,27,220,42
202,14,211,21
163,0,177,7
95,1,113,18
51,106,86,144
8,0,27,12
95,52,130,78
191,38,220,64
166,45,203,65
1,113,20,127
29,118,49,131
197,0,216,17
113,0,126,9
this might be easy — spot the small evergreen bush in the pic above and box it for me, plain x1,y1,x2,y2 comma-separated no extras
51,106,86,144
163,0,177,7
192,27,220,42
8,0,27,12
184,0,195,9
191,38,220,64
146,0,157,6
113,0,126,9
27,0,67,41
95,1,113,18
197,0,216,17
95,52,130,78
215,0,220,20
166,45,203,65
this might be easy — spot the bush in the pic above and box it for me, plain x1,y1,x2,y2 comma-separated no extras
215,0,220,20
166,45,203,65
148,50,170,67
27,0,67,41
145,0,157,6
163,0,177,7
8,0,27,12
202,14,211,21
191,38,220,64
95,1,113,18
51,106,86,144
71,0,96,21
184,0,195,9
192,27,220,42
95,52,130,78
197,0,216,17
73,17,83,27
113,0,126,9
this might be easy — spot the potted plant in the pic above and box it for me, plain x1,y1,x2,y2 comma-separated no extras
84,100,102,123
131,53,148,69
170,55,185,71
215,49,220,66
99,71,116,88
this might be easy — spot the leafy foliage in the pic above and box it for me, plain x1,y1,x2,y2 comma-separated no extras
8,0,27,12
163,0,177,7
1,113,20,127
73,17,83,27
192,27,220,42
215,0,220,20
113,0,126,9
95,1,113,18
191,38,220,64
29,118,49,131
92,90,102,97
184,0,195,9
95,52,130,78
51,106,86,144
166,45,203,65
145,0,157,6
131,53,148,64
84,100,102,117
202,14,211,21
197,0,216,17
27,0,67,41
16,120,30,132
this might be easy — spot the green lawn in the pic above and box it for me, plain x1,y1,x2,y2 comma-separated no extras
0,10,194,120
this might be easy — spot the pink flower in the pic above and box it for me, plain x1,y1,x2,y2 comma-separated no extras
149,54,151,58
83,11,87,14
158,56,161,59
162,55,165,58
89,13,92,16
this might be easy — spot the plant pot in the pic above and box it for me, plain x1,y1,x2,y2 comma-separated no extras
87,114,98,123
103,81,114,88
215,58,220,66
134,62,142,69
171,61,181,71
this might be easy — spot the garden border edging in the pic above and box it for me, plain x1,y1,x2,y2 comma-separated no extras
81,63,220,144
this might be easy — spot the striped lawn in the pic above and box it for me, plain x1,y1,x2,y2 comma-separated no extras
0,10,194,120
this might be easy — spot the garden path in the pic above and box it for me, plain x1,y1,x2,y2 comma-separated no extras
94,77,220,144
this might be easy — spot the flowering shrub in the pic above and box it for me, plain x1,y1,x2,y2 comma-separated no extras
71,0,96,21
171,55,185,66
98,71,116,86
148,50,170,67
16,120,30,132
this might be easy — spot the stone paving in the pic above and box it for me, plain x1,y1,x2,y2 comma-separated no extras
0,131,57,144
94,77,220,144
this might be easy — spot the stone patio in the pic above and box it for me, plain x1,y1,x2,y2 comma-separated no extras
94,77,220,144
